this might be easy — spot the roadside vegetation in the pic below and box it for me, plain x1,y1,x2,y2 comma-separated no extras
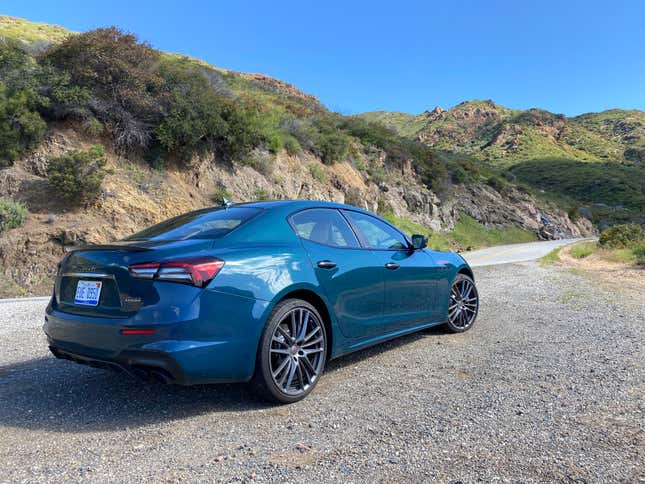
383,211,536,251
47,145,110,204
0,197,27,233
540,247,562,265
544,225,644,267
0,28,470,193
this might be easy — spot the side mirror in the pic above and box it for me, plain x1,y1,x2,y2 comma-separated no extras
411,234,428,250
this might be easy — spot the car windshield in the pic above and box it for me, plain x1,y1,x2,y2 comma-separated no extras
124,207,262,241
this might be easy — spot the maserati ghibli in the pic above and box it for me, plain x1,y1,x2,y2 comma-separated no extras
44,200,478,403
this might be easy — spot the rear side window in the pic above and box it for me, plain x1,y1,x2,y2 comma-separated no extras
290,209,360,248
343,210,408,250
125,207,262,241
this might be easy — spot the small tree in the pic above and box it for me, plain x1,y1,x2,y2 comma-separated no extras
47,145,109,204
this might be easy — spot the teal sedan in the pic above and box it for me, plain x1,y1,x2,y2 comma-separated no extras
45,200,478,403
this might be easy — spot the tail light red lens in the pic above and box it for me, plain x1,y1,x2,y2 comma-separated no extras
129,257,224,287
121,329,156,335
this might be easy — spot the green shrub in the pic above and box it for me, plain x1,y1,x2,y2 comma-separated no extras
45,27,165,150
47,145,109,204
449,163,468,184
315,129,351,164
632,242,645,265
367,166,386,184
266,131,284,154
486,175,508,192
211,186,231,204
283,135,301,156
598,224,645,248
240,150,275,176
254,188,270,201
355,160,366,171
309,164,328,183
0,84,47,166
0,198,27,233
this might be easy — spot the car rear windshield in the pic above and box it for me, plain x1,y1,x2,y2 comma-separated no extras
124,207,262,241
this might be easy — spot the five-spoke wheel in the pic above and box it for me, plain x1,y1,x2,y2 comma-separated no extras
445,273,479,332
255,299,327,403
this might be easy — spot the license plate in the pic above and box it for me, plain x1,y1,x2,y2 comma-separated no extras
74,280,103,306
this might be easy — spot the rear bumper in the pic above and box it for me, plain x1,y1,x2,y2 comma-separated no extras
48,343,186,384
44,289,270,384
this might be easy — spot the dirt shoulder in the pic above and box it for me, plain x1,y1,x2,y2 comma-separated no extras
557,243,645,304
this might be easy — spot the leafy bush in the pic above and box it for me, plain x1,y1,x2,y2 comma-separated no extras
0,198,27,233
367,166,386,184
309,164,328,183
598,224,645,248
44,27,165,150
449,163,468,184
254,188,270,201
283,135,301,156
311,117,351,164
240,150,275,176
0,86,47,166
486,175,508,192
632,242,645,265
47,145,109,204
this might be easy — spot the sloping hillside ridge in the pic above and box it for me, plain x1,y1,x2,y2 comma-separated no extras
0,16,594,296
0,125,592,296
361,100,645,165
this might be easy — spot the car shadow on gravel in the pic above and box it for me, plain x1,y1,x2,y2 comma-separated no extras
0,326,450,433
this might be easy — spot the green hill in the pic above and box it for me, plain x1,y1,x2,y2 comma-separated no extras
0,14,641,235
360,100,644,166
360,101,644,225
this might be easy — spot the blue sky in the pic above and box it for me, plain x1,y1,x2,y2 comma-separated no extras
3,0,644,116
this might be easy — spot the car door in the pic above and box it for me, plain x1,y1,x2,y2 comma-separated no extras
289,208,386,339
342,210,445,331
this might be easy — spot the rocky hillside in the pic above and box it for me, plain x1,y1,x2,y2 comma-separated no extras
360,100,644,165
0,16,596,296
361,101,645,227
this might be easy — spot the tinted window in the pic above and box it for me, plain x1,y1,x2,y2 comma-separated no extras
344,211,408,250
290,209,360,248
125,207,261,241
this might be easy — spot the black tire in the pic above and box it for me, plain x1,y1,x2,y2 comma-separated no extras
444,273,479,333
253,299,327,404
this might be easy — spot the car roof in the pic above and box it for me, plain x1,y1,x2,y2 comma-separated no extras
231,199,367,212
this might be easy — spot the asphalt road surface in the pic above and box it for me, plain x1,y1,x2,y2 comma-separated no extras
461,238,590,267
0,242,642,482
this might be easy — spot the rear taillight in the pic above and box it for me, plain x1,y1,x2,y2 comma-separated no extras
129,257,224,287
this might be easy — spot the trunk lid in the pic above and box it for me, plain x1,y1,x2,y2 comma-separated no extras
55,239,212,318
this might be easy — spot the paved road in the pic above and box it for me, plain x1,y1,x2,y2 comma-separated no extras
461,238,590,267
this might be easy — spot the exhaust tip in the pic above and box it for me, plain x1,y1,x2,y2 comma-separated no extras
131,366,174,384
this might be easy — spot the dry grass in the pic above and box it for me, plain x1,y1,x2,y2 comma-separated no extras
558,243,644,305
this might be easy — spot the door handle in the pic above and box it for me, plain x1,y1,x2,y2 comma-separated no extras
317,260,337,269
385,262,400,270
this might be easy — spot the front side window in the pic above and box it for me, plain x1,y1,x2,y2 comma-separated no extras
125,207,262,241
290,209,360,248
343,210,408,250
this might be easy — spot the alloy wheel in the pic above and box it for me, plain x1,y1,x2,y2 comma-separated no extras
449,277,478,329
269,307,326,396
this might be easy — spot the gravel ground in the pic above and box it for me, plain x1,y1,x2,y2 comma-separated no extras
0,262,643,482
